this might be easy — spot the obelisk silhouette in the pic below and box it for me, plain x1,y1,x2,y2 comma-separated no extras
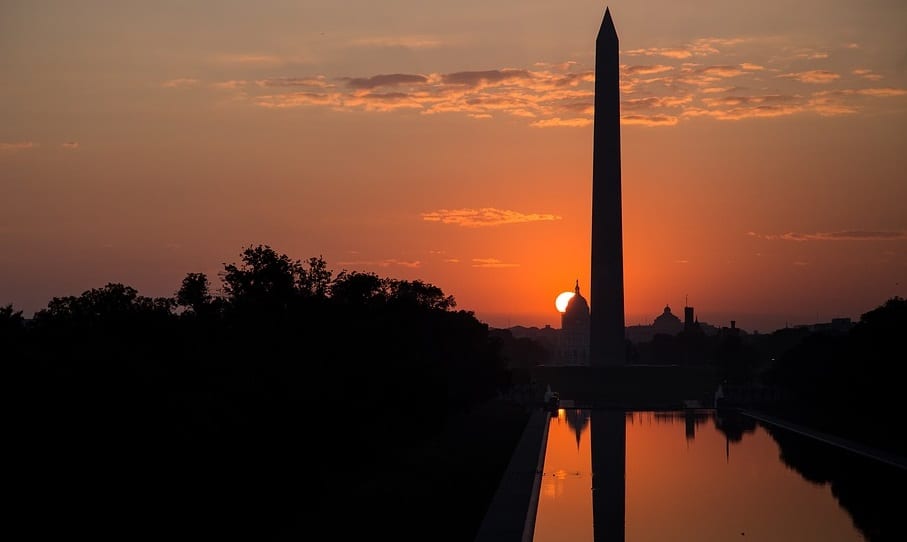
590,6,626,366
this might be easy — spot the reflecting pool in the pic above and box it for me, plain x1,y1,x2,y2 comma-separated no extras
532,409,905,542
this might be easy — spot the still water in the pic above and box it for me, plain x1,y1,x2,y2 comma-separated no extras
532,409,904,542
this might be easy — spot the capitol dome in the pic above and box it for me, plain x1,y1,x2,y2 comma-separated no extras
564,282,589,317
653,304,683,335
559,280,590,366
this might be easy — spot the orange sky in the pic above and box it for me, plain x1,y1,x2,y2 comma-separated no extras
2,1,905,332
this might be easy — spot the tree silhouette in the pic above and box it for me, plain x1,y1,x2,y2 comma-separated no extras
387,278,457,311
220,244,306,314
331,269,388,306
300,255,332,298
9,245,532,541
175,272,212,315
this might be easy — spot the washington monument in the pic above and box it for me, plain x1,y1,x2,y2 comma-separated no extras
589,6,626,366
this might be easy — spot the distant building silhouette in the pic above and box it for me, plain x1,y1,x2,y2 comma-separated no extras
653,305,683,336
792,317,854,334
558,280,591,366
625,304,720,343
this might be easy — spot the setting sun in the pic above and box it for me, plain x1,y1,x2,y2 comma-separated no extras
556,291,575,313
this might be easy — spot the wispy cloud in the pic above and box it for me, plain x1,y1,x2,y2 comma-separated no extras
530,117,591,127
626,47,694,60
789,48,829,60
777,70,841,84
622,64,674,76
215,54,287,66
625,37,746,59
162,78,200,88
61,142,79,149
658,63,766,88
253,65,597,123
750,230,907,241
852,68,883,81
0,141,37,152
471,258,520,268
815,87,907,98
685,104,806,120
421,208,562,227
212,80,249,90
622,95,693,110
621,114,679,126
350,35,443,49
342,73,429,89
336,258,422,268
257,76,331,88
215,34,907,128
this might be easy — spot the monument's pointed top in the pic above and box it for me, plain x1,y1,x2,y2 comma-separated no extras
597,6,618,43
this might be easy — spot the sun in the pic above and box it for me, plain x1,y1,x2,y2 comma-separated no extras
555,291,575,313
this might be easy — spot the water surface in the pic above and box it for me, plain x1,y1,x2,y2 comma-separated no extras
533,409,902,541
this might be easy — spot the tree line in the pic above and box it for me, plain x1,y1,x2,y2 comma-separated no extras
6,244,518,540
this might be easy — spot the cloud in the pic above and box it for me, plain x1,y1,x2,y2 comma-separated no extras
622,95,692,110
812,88,907,98
621,114,679,126
688,64,758,81
342,73,429,89
625,47,693,60
471,258,520,268
684,103,806,120
162,78,200,88
625,37,746,59
777,70,841,84
530,117,591,127
212,80,249,90
257,76,331,88
217,34,906,128
345,91,423,112
215,54,286,66
0,141,36,152
441,69,532,87
443,258,460,264
790,48,829,60
351,35,443,49
251,64,595,125
61,142,79,149
421,208,562,227
622,64,674,76
336,258,422,268
701,94,799,107
753,230,907,241
256,91,340,108
852,68,883,81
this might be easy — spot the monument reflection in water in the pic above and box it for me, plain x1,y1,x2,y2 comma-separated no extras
533,409,904,542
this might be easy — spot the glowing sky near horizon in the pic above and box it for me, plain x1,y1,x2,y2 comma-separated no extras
2,0,906,332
